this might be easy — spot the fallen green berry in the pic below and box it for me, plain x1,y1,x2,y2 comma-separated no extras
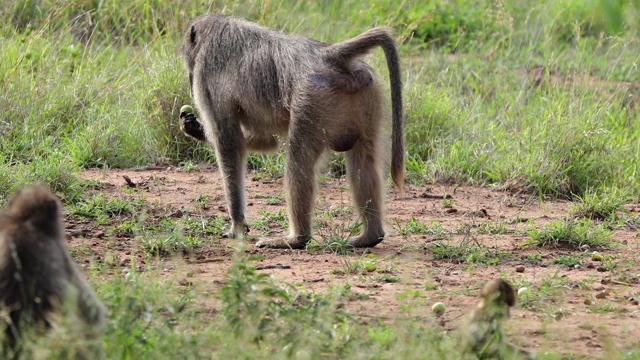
591,252,604,262
431,302,446,315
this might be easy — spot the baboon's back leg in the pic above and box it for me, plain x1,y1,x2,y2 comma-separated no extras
345,137,385,248
256,122,325,249
211,116,249,239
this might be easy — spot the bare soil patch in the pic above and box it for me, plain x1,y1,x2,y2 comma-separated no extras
70,167,640,358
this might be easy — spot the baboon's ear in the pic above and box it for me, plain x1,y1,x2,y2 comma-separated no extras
190,26,196,43
45,198,59,218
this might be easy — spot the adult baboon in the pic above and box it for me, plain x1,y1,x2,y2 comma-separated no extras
181,14,403,249
0,186,105,357
460,279,534,359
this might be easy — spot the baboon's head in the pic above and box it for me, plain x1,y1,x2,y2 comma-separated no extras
182,15,229,96
182,22,198,94
5,186,62,236
182,15,213,95
479,279,516,318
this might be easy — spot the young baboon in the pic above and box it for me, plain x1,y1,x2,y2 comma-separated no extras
460,279,534,359
181,14,404,249
0,186,106,357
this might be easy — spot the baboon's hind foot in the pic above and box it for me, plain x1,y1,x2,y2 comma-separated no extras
347,233,385,248
255,235,311,249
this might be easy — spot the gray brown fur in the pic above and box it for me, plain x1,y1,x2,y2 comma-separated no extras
461,279,534,359
181,14,403,249
0,186,105,357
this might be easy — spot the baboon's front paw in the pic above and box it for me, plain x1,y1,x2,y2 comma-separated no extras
221,224,249,239
179,112,206,141
347,234,384,248
255,236,310,249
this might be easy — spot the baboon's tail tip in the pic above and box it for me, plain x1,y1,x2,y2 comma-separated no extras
392,170,404,198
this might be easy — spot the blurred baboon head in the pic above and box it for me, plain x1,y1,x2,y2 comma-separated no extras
0,186,105,357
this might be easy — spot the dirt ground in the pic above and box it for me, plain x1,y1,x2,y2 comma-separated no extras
70,167,640,358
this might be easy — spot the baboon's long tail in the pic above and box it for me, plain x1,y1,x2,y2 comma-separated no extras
325,27,404,194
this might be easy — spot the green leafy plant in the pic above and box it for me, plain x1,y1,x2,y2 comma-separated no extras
525,218,612,249
570,187,630,221
553,254,583,268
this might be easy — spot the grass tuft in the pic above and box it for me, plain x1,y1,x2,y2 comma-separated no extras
570,187,630,221
525,218,613,249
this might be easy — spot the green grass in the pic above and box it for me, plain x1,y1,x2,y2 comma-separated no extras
553,254,584,268
68,191,227,256
393,217,452,236
70,193,145,219
477,220,509,235
1,0,639,200
7,251,465,359
428,239,509,265
569,187,631,220
525,218,613,249
250,209,289,235
307,230,356,255
516,273,586,313
138,215,226,256
330,253,379,275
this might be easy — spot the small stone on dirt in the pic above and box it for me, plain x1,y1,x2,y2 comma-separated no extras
584,298,595,305
586,341,602,348
69,229,89,237
178,279,193,286
516,265,525,273
475,209,489,217
354,283,382,289
123,175,136,188
596,266,608,272
595,291,609,299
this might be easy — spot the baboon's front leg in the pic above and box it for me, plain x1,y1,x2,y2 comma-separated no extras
213,119,249,239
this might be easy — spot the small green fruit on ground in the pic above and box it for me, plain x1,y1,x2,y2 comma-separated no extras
591,252,604,262
518,287,530,297
431,302,446,315
180,105,194,114
363,260,377,272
